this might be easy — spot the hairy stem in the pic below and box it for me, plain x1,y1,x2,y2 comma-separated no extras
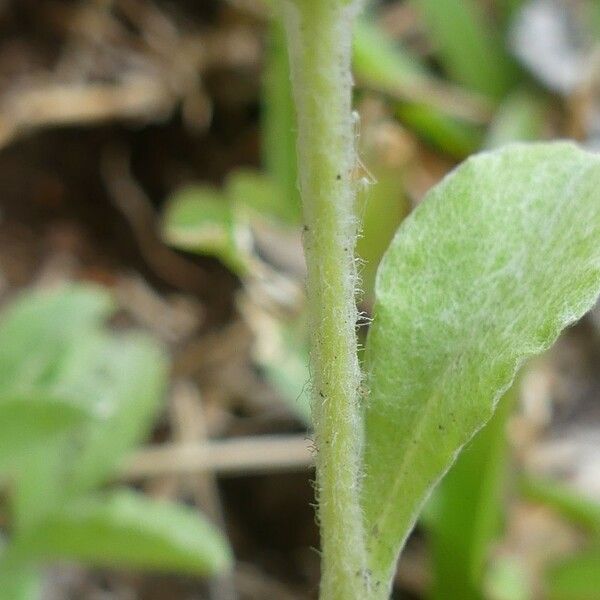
282,1,368,598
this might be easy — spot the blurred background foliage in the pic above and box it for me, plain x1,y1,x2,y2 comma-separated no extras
0,0,600,598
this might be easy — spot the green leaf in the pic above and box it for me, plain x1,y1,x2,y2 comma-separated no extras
395,104,483,158
353,19,429,96
11,443,70,534
0,286,115,531
0,286,112,396
254,316,311,423
520,476,600,535
11,490,232,577
485,556,531,600
0,561,40,600
21,334,164,522
262,17,302,224
0,285,168,530
162,185,249,275
410,0,518,98
499,0,526,23
55,332,168,494
354,19,483,158
0,395,89,472
484,91,546,149
356,161,409,300
427,389,516,600
361,142,600,589
226,169,295,225
545,548,600,600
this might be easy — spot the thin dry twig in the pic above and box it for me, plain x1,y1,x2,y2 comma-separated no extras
169,381,239,600
0,78,176,149
123,434,313,479
0,0,261,152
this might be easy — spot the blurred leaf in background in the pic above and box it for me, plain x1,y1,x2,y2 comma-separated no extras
354,18,486,158
354,108,411,302
245,305,311,424
484,90,547,148
520,475,600,600
521,477,600,536
9,490,231,577
546,547,600,600
410,0,519,98
162,185,251,276
227,169,296,225
0,395,88,472
0,286,231,599
427,390,516,600
261,17,302,224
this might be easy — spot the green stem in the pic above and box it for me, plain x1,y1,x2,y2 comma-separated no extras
282,1,368,598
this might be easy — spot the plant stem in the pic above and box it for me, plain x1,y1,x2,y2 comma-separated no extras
281,1,368,598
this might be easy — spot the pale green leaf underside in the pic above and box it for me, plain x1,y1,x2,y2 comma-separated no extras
362,142,600,586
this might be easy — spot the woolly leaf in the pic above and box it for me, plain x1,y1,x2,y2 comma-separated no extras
362,143,600,590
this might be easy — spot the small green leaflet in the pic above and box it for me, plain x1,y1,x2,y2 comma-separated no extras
9,490,232,576
361,143,600,590
54,331,169,495
227,169,296,225
162,172,301,276
162,185,249,275
0,395,88,472
0,285,113,396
